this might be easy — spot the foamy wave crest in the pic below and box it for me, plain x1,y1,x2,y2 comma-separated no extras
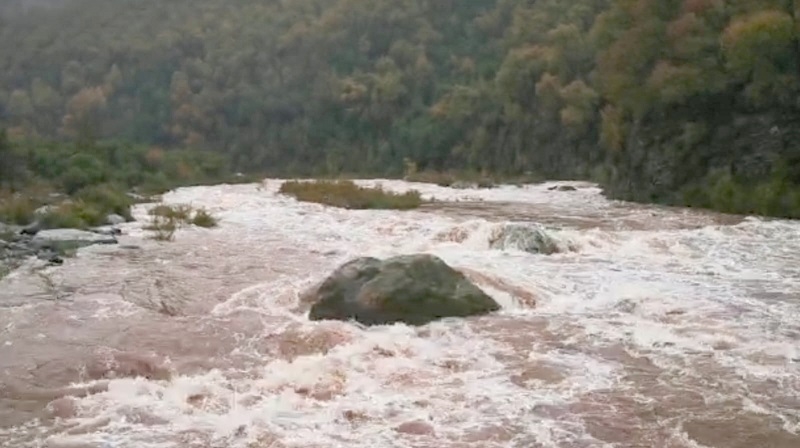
433,221,578,255
37,321,613,448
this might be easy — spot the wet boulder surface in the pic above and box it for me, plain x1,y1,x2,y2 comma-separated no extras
307,254,501,326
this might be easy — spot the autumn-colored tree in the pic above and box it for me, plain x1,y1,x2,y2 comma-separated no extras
722,9,798,105
60,87,107,143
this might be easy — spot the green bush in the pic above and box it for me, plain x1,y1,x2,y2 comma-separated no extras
61,153,107,194
680,168,800,219
139,172,172,196
191,208,218,228
75,184,134,220
0,133,242,233
144,214,177,241
40,201,105,229
149,204,193,222
144,203,219,240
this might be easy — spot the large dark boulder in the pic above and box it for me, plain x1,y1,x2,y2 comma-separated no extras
307,254,500,326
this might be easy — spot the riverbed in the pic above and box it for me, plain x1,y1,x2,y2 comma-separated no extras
1,179,798,448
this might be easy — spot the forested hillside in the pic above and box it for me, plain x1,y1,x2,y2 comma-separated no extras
1,0,799,217
0,0,69,16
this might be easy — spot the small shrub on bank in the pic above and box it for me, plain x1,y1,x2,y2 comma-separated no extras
144,214,177,241
279,180,423,210
145,203,219,240
0,194,37,225
40,201,100,229
148,203,218,226
75,184,134,221
149,204,193,222
1,183,136,229
191,208,218,228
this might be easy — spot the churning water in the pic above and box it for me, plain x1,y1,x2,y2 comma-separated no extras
0,179,798,448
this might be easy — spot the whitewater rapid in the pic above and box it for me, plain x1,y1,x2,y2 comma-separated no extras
0,179,798,448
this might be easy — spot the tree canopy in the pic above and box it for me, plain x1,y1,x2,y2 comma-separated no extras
1,0,799,216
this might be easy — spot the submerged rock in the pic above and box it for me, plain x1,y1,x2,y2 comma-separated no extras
548,185,577,192
31,229,118,252
451,179,495,190
37,250,64,266
2,226,121,278
451,181,477,189
489,223,560,255
307,254,500,326
90,226,123,236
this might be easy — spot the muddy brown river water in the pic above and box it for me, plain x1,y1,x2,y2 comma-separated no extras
0,180,798,448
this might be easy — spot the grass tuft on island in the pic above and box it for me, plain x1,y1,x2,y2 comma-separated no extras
279,180,423,210
144,204,219,241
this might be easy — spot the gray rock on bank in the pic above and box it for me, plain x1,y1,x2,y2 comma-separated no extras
31,229,118,251
106,214,127,225
34,205,57,216
1,226,120,276
307,254,500,326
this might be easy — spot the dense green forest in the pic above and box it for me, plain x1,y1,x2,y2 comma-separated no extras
1,0,799,217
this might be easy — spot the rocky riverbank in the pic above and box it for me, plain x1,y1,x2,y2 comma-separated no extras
0,221,122,277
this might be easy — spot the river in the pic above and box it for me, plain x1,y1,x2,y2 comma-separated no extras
0,179,798,448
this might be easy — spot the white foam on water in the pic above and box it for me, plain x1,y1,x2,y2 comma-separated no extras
3,179,800,447
37,320,620,448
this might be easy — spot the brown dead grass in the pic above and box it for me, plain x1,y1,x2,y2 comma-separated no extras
279,180,423,210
